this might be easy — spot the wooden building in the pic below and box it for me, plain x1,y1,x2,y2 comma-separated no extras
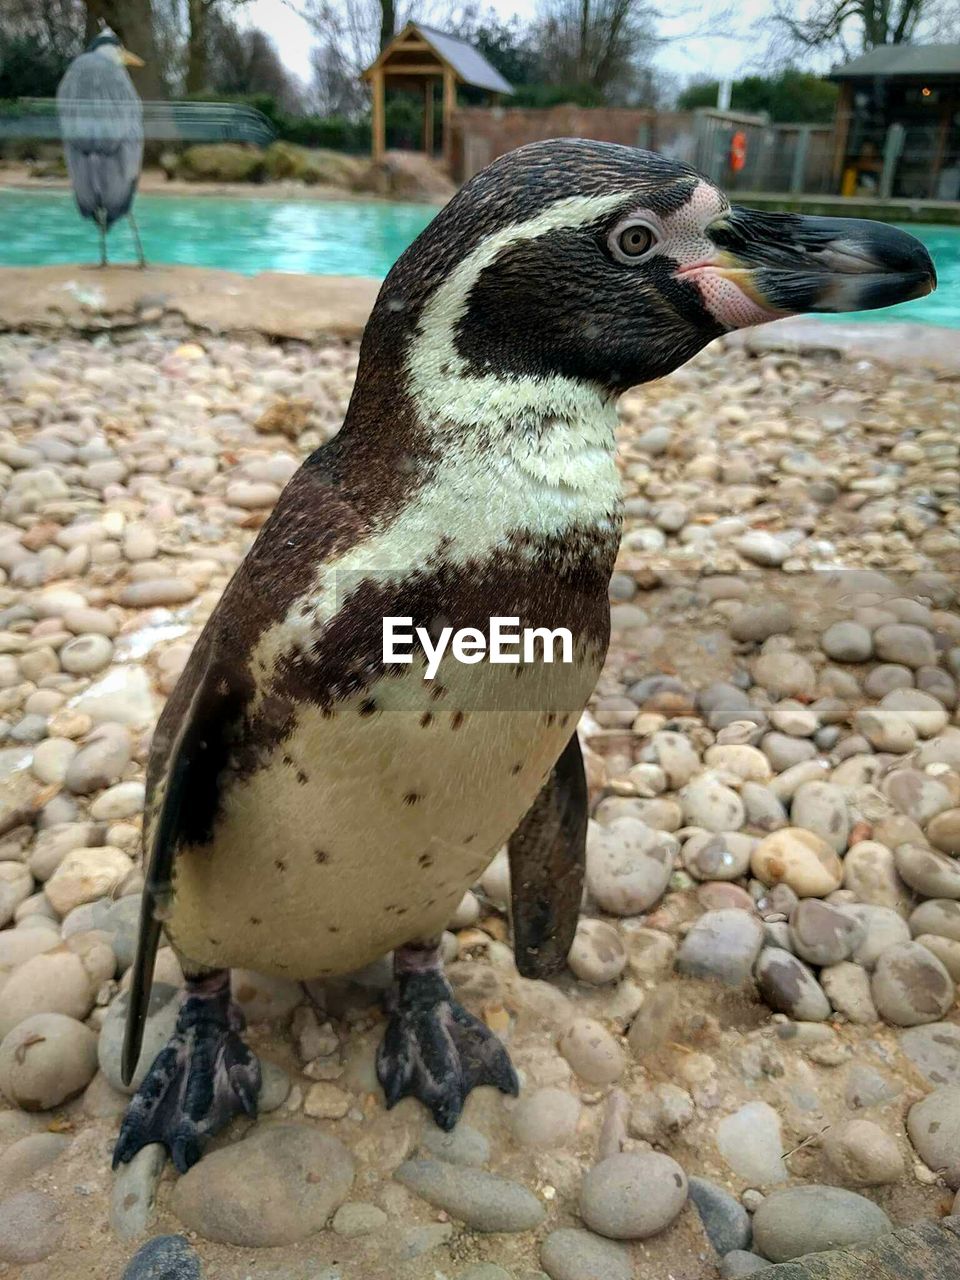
830,44,960,200
361,23,513,167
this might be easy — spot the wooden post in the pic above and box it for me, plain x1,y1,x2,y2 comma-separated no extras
831,81,852,191
372,66,386,163
443,67,456,169
423,79,434,155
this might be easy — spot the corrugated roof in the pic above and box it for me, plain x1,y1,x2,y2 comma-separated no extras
413,24,514,94
830,42,960,78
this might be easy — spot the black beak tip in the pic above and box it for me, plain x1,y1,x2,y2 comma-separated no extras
874,224,937,291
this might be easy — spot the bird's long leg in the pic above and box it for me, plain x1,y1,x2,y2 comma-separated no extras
113,966,260,1173
377,938,518,1130
128,211,147,268
97,212,108,268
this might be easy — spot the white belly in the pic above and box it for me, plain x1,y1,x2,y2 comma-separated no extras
167,652,599,976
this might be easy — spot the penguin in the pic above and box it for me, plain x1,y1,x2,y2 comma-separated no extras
114,139,935,1173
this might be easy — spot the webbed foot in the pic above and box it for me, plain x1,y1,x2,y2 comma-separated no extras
377,948,518,1130
113,970,260,1173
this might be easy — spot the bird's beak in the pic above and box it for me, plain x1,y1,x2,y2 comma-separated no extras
680,206,936,329
120,47,145,68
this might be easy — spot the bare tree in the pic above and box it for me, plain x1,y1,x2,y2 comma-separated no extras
84,0,167,96
533,0,660,102
206,15,301,111
772,0,960,58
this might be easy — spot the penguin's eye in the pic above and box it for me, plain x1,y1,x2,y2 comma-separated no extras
609,221,658,264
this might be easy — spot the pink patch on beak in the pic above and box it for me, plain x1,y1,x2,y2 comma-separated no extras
680,266,784,330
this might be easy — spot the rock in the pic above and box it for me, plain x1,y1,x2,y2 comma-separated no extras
874,623,937,668
848,905,912,970
0,863,32,928
845,1064,901,1110
675,910,764,986
790,782,850,853
647,731,701,788
929,809,960,856
917,933,960,980
735,532,790,567
0,1012,98,1109
880,689,950,737
721,1251,770,1277
730,604,793,643
899,1022,960,1085
539,1227,633,1280
568,919,627,985
911,899,960,943
755,949,831,1022
752,1186,891,1262
558,1018,624,1085
822,1119,903,1186
585,819,675,915
44,845,133,915
0,1190,64,1264
883,769,955,827
680,775,745,832
753,652,816,699
854,708,917,753
895,844,960,899
231,970,301,1023
64,730,131,794
27,822,99,882
100,983,180,1093
682,832,755,881
395,1160,544,1232
821,962,878,1024
119,579,198,608
60,633,113,675
871,941,954,1027
907,1086,960,1187
420,1121,490,1167
331,1202,388,1236
715,1101,786,1185
171,1123,353,1246
788,899,861,966
304,1082,350,1119
121,1234,203,1280
579,1151,687,1240
0,948,95,1038
90,780,146,821
842,841,908,911
751,828,842,897
821,622,872,662
0,1133,70,1196
111,1143,165,1240
30,737,78,786
511,1087,580,1150
688,1176,752,1255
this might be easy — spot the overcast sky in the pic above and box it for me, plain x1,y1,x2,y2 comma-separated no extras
243,0,797,93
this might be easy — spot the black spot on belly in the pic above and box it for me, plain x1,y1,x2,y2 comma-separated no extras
250,916,262,925
418,853,434,868
208,936,221,946
314,849,330,864
328,925,340,934
431,685,446,701
404,791,422,806
464,832,477,844
359,698,378,717
511,762,523,775
420,711,433,727
282,754,294,767
274,858,287,872
297,770,309,785
426,897,436,907
451,710,464,729
544,712,556,725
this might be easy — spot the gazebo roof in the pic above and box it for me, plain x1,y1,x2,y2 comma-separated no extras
829,42,960,79
363,22,514,95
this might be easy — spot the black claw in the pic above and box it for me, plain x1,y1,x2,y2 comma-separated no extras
376,970,518,1129
113,979,261,1173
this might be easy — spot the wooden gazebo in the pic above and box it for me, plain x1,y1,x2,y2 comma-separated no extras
362,23,513,166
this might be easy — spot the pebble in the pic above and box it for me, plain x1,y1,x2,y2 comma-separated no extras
822,1119,903,1186
89,780,146,821
121,1235,203,1280
895,843,960,899
735,532,790,567
870,941,954,1026
171,1123,354,1246
0,1190,64,1264
873,623,936,668
687,1176,752,1255
715,1101,786,1185
845,1064,901,1110
680,775,745,832
729,603,792,643
0,1132,70,1196
64,731,131,794
579,1151,687,1240
420,1121,490,1167
854,708,917,752
0,1012,98,1109
752,1185,891,1262
910,898,960,943
675,909,763,986
906,1086,960,1187
848,905,912,969
0,948,96,1037
821,621,872,662
720,1251,770,1277
752,652,816,699
119,579,198,608
899,1022,960,1085
790,782,850,853
755,948,831,1021
44,845,134,915
395,1160,545,1232
557,1018,624,1085
751,828,842,897
99,983,180,1092
60,633,114,675
568,919,627,985
0,862,32,927
30,737,78,785
111,1143,166,1240
539,1228,632,1280
820,962,878,1024
511,1087,581,1149
331,1202,388,1236
788,899,861,966
682,831,754,880
842,841,908,911
585,819,674,915
929,808,960,855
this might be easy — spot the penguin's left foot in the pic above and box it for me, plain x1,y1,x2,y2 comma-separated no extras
112,970,261,1173
377,946,518,1131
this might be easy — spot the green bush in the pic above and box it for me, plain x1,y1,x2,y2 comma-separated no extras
178,143,266,182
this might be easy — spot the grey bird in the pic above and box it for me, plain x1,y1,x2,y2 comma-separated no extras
56,27,146,267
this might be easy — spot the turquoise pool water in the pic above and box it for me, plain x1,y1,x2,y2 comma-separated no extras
0,187,957,328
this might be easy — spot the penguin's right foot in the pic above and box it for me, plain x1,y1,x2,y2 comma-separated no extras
377,944,519,1130
113,969,260,1174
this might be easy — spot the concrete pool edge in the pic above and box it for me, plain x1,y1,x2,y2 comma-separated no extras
0,264,958,374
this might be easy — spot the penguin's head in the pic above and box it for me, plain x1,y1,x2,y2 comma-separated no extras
382,139,935,396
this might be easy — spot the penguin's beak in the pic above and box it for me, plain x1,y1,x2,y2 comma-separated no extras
120,47,145,67
680,207,936,328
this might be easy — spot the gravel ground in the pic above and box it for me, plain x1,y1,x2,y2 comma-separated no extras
0,326,958,1280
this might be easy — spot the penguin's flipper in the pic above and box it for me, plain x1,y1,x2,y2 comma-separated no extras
507,731,587,979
